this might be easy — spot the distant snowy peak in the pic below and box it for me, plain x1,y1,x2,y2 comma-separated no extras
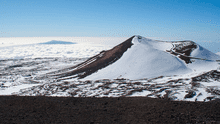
216,52,220,56
39,40,76,44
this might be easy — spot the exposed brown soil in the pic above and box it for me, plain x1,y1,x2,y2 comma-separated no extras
167,41,197,64
173,41,197,56
50,36,135,80
0,96,219,124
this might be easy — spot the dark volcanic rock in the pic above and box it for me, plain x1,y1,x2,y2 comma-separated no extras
50,36,135,80
0,96,219,124
167,41,197,64
192,70,220,82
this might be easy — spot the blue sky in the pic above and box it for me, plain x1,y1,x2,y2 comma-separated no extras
0,0,220,44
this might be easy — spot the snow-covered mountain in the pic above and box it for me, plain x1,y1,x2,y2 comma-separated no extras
1,35,220,102
48,35,220,80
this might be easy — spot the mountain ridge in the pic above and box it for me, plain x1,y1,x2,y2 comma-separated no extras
46,35,220,80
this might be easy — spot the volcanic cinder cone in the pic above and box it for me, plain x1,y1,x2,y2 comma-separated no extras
48,35,220,80
48,36,135,80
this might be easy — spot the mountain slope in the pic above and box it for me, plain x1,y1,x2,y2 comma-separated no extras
191,44,220,60
47,36,135,80
84,36,191,80
47,35,220,81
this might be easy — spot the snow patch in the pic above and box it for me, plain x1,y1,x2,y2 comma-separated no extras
130,90,151,97
191,44,220,60
0,84,41,95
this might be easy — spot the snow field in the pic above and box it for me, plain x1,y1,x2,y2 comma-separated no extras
0,36,220,102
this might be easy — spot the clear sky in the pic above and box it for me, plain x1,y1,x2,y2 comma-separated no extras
0,0,220,42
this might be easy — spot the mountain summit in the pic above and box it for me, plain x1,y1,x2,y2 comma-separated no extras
48,35,220,80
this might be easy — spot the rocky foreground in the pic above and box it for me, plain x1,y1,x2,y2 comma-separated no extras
0,96,219,123
1,57,220,101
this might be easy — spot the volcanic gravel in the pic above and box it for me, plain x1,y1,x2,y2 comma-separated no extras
0,96,219,124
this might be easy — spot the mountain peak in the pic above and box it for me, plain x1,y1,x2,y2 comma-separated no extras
46,36,220,80
134,35,142,39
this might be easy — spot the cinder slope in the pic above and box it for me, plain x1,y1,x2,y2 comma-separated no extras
47,35,220,80
48,36,135,80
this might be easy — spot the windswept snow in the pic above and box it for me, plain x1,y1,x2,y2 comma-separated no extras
191,44,220,60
